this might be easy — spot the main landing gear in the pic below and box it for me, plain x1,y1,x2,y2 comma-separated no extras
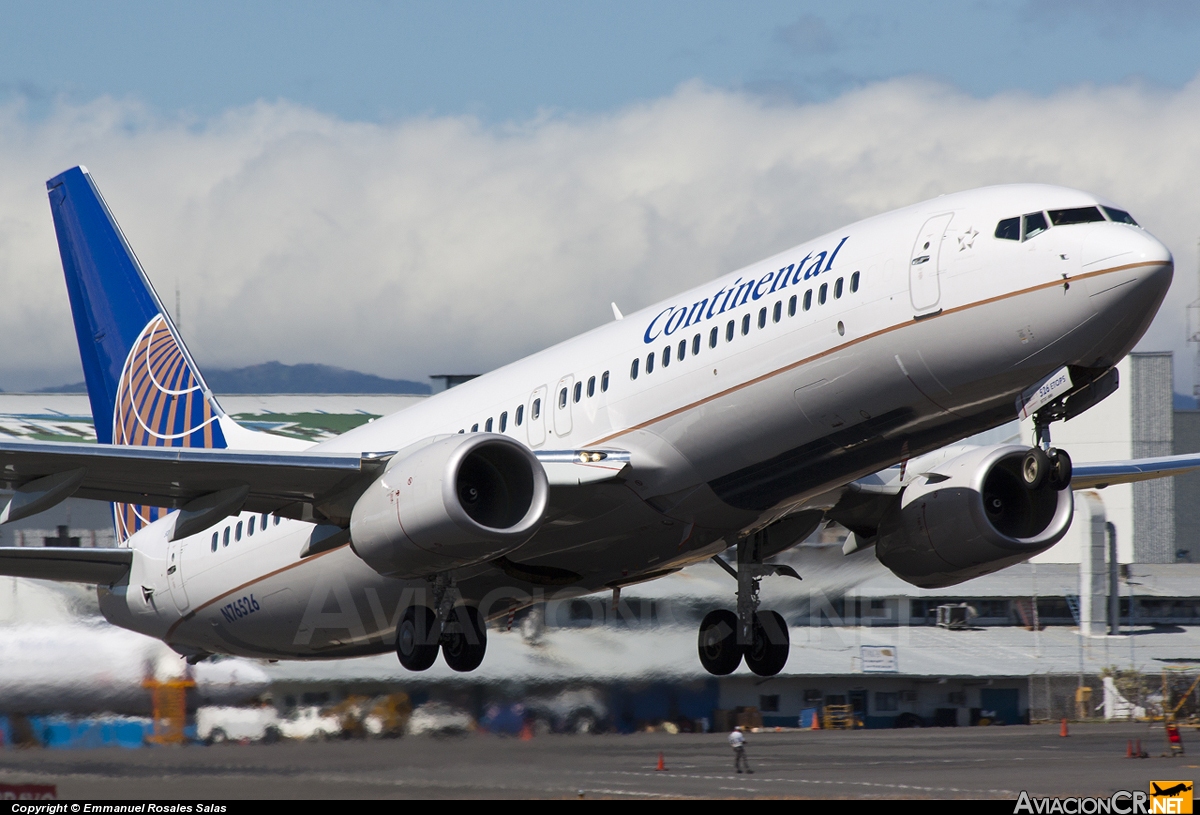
396,575,487,673
698,531,800,678
1028,411,1072,492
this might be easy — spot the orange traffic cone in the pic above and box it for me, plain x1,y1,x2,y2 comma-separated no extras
1127,740,1134,758
811,713,820,731
656,752,667,772
1060,718,1069,737
519,721,533,741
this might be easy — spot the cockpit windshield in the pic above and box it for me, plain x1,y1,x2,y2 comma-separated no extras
1048,206,1104,226
1102,206,1139,226
994,203,1139,242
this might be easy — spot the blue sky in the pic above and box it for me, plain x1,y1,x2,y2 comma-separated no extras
0,2,1199,391
2,1,1199,122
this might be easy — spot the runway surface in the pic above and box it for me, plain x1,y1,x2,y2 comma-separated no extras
0,723,1189,799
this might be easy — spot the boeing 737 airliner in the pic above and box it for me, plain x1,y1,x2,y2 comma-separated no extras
0,166,1190,678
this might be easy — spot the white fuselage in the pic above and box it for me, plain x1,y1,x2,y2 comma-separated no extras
97,184,1174,660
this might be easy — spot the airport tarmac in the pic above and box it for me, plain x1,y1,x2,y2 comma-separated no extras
0,723,1189,799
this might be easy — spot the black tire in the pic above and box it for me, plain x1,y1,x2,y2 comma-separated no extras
697,609,742,675
1022,447,1049,490
744,610,790,677
1047,448,1072,491
396,605,439,671
441,605,487,673
208,727,228,745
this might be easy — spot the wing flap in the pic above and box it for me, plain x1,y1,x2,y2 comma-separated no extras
0,546,132,584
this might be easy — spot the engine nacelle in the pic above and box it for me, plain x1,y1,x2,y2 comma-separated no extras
350,434,548,578
875,445,1074,588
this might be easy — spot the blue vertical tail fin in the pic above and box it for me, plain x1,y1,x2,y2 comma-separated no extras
47,166,227,541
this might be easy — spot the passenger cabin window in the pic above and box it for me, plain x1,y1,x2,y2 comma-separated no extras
516,405,524,425
559,387,568,407
834,278,844,299
741,314,750,335
601,371,609,392
532,398,541,419
710,327,718,348
994,217,1020,241
661,346,670,368
726,320,734,342
757,307,766,329
274,515,281,526
773,301,781,323
691,334,700,356
630,359,639,380
247,516,255,536
850,271,860,292
1022,212,1049,240
788,295,797,316
223,527,230,547
574,381,582,402
499,412,507,432
261,513,268,529
211,532,218,552
678,339,686,362
646,353,654,374
818,283,828,304
587,376,595,397
485,417,493,432
1049,206,1104,226
471,423,479,432
803,290,812,311
236,521,243,542
1103,206,1138,225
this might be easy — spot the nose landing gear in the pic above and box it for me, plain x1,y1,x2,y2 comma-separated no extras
697,531,799,677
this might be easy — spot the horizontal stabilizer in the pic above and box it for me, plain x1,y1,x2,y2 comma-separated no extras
0,546,132,584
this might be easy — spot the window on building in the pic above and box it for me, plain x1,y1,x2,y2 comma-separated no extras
876,692,899,712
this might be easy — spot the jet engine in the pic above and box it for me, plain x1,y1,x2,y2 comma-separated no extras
349,434,548,578
874,445,1073,588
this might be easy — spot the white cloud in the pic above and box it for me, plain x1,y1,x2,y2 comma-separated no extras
0,77,1197,392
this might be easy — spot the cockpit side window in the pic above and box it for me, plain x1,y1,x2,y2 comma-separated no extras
1022,212,1049,241
994,217,1020,241
1103,206,1139,226
1048,206,1104,226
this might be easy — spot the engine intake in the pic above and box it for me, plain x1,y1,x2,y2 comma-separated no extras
350,434,548,577
875,445,1073,588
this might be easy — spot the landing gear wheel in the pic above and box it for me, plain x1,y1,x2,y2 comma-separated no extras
441,605,487,673
744,610,790,677
1047,448,1072,491
396,605,439,671
1022,447,1049,489
698,609,742,675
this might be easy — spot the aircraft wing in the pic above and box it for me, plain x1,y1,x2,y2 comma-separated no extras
0,439,631,526
1070,452,1200,489
0,546,132,584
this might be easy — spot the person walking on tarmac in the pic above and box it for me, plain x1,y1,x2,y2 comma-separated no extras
729,726,753,774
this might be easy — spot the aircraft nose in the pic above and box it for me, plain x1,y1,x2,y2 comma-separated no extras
1081,222,1173,274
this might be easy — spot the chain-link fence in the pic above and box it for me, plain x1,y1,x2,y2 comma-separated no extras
1028,670,1200,722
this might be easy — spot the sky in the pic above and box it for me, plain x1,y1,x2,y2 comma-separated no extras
0,1,1199,391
